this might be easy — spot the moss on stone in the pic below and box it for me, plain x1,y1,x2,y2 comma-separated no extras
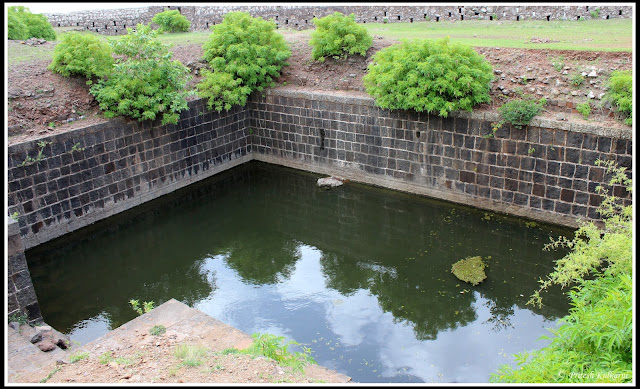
451,256,487,286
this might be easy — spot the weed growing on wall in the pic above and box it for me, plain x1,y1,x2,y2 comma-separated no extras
498,96,546,128
492,161,632,383
48,32,114,79
129,299,155,315
605,70,632,125
575,102,591,119
309,12,373,62
152,10,191,33
89,24,193,125
197,12,291,112
363,37,493,117
7,6,56,41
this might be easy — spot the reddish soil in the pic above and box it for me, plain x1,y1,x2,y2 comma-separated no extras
6,31,632,146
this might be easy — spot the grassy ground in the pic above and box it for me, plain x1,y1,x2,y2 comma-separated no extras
361,19,632,51
6,18,632,67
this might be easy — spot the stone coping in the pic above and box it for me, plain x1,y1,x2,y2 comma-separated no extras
265,87,633,140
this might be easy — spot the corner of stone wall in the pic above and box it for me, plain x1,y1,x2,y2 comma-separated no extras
7,217,42,324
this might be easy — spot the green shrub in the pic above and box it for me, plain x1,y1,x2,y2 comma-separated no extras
8,6,56,41
492,161,632,383
498,96,546,128
7,11,30,40
151,9,191,33
363,37,493,117
605,70,632,125
89,24,192,125
569,72,584,87
48,32,114,79
197,12,291,112
575,102,591,119
309,12,373,62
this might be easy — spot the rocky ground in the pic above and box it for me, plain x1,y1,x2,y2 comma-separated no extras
6,30,632,146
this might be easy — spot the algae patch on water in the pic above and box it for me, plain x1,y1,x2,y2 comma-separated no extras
451,256,488,286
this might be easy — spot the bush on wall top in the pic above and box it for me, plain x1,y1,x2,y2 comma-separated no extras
605,70,632,126
197,11,291,112
151,9,191,33
48,32,114,79
89,24,193,125
309,12,373,62
7,6,56,41
363,37,493,117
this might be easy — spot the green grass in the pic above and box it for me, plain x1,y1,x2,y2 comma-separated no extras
361,19,632,51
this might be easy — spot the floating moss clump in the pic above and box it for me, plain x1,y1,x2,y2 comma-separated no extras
451,256,488,286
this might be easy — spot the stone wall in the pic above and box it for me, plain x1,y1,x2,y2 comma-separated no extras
249,89,632,228
45,5,633,34
7,218,42,324
7,100,251,250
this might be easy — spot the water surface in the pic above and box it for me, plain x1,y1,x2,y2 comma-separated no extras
27,162,573,383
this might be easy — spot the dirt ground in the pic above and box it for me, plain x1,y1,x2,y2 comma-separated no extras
6,30,632,146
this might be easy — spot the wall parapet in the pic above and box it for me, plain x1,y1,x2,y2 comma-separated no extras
44,5,633,35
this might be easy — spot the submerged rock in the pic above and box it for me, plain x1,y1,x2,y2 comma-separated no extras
317,176,344,188
451,256,488,286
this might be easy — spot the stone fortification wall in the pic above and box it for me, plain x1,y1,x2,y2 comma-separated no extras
250,89,632,228
7,100,251,250
45,5,633,34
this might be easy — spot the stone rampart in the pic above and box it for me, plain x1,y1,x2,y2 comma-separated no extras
250,89,632,228
45,5,633,35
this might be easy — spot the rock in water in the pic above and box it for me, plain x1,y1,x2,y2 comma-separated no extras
317,177,344,188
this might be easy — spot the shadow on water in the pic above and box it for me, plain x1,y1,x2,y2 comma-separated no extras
27,161,573,383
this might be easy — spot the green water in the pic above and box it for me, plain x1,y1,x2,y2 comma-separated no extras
26,161,573,383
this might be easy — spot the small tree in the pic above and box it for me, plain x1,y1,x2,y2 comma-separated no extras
7,11,30,40
363,37,493,117
89,24,193,125
309,12,373,62
197,12,291,112
8,6,56,41
151,9,191,33
48,32,114,79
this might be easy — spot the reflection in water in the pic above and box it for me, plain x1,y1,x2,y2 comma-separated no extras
27,162,572,383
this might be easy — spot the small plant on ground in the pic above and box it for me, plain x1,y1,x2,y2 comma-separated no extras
498,96,546,128
98,351,114,364
9,212,20,222
129,299,155,315
492,160,632,383
569,72,585,87
309,12,373,62
197,12,291,112
363,37,493,117
550,56,565,72
149,324,166,336
151,9,191,33
89,23,193,125
575,102,591,119
451,256,488,286
174,343,208,367
39,366,61,383
7,6,56,41
68,352,90,363
8,311,29,325
604,69,632,125
245,332,317,372
48,32,114,79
